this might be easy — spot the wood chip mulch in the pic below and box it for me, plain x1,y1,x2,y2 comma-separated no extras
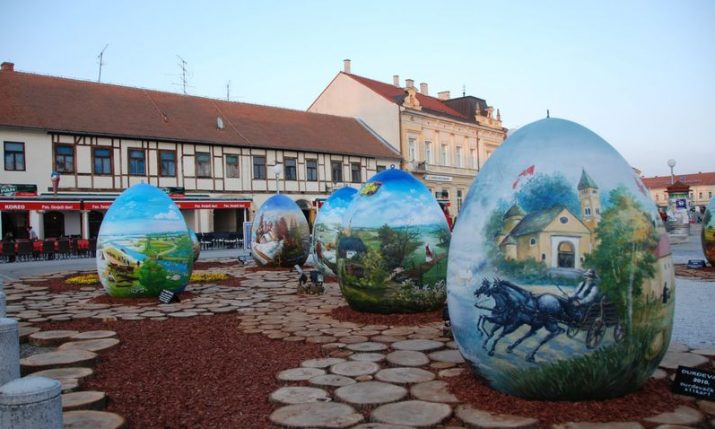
330,305,443,326
675,263,715,280
447,367,693,428
88,291,197,305
44,276,101,293
39,315,323,429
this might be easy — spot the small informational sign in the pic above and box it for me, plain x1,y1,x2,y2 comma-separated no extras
676,199,687,209
243,221,252,251
686,259,707,269
159,289,180,304
672,366,715,400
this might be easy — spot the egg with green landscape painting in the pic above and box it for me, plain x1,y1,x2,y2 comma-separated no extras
251,194,310,267
96,183,194,298
336,167,450,313
702,197,715,266
447,118,675,400
312,187,358,275
188,228,200,262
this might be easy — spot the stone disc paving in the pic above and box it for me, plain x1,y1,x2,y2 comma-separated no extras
6,261,715,428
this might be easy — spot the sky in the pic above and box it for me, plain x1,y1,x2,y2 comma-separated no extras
1,1,713,177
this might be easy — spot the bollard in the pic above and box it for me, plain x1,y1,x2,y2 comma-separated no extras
0,376,62,429
0,318,20,386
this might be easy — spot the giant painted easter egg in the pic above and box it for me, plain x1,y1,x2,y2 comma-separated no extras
97,183,194,298
447,118,675,400
312,187,358,275
188,229,201,262
336,168,450,313
251,194,310,267
702,197,715,266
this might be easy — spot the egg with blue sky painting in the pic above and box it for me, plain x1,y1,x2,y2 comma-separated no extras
97,183,193,297
447,118,674,400
337,167,450,313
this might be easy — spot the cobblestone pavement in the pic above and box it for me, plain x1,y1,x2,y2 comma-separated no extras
4,261,715,428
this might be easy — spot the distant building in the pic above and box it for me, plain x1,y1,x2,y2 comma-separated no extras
0,62,400,239
308,59,507,219
641,172,715,210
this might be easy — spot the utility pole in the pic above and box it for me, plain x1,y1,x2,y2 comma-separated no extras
97,44,109,83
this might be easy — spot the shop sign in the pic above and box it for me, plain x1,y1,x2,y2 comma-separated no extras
174,201,251,209
0,184,38,197
425,175,452,182
0,201,81,211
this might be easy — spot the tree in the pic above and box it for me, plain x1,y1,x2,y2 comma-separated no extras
584,187,657,325
516,173,580,216
138,258,168,294
377,224,420,271
437,228,451,249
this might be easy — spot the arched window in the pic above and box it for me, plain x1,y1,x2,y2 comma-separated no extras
557,241,575,268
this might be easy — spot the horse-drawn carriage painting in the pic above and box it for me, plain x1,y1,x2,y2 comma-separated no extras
447,118,675,400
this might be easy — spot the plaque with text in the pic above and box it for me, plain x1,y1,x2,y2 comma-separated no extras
672,366,714,400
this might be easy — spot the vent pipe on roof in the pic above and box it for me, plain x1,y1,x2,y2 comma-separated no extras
1,62,14,72
405,79,414,89
393,75,400,86
420,82,428,96
343,59,351,74
437,91,450,100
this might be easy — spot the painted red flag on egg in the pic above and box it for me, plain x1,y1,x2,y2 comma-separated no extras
512,164,535,189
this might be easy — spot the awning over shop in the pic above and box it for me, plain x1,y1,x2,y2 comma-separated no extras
0,197,252,211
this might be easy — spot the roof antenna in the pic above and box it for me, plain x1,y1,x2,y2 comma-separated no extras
97,44,108,83
226,80,231,101
177,55,189,94
462,84,466,97
546,109,550,118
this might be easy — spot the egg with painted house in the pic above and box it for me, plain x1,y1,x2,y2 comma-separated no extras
312,187,358,275
251,194,310,267
336,167,451,313
447,118,675,400
97,183,194,298
702,197,715,266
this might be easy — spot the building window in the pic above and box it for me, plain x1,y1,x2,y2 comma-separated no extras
408,138,416,162
196,152,211,178
376,165,386,172
584,207,592,217
331,161,343,182
425,142,432,163
93,147,112,175
455,146,462,168
457,189,463,212
559,216,569,224
655,194,659,201
225,154,239,178
253,156,266,179
351,163,361,183
306,159,318,181
4,142,25,171
128,149,146,176
159,150,176,177
55,144,75,173
284,158,297,180
441,144,448,166
699,192,703,199
471,149,477,169
710,192,713,198
689,192,693,199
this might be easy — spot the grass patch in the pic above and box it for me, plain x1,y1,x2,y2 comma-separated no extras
488,326,665,400
190,271,229,282
65,274,100,285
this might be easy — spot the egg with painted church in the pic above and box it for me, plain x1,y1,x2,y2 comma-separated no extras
251,194,310,267
447,118,675,400
97,183,194,298
312,186,358,275
702,197,715,266
336,167,451,313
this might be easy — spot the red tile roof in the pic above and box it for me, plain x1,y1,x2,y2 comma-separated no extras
343,73,471,121
642,172,715,189
0,69,400,160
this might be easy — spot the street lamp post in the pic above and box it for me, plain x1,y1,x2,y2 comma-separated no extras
667,159,676,185
273,164,282,194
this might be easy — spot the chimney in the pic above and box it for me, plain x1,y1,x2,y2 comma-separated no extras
343,59,351,74
419,82,429,96
393,75,400,86
437,91,450,100
405,79,414,89
1,62,14,72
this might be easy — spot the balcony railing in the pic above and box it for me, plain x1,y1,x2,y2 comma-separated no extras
407,161,477,177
